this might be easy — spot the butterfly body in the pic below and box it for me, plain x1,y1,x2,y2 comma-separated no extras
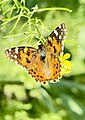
5,23,67,84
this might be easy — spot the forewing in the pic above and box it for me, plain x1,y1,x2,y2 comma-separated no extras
5,46,37,69
46,23,67,55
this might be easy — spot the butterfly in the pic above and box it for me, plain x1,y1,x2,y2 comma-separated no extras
5,23,67,84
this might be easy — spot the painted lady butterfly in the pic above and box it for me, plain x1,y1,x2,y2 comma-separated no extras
5,23,67,84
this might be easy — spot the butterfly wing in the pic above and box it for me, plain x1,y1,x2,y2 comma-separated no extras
5,46,38,69
46,23,67,55
43,23,67,82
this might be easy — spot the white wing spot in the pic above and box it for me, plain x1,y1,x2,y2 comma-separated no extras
5,50,9,54
59,35,62,39
14,55,17,59
61,32,63,35
15,47,18,54
9,49,11,52
59,25,61,29
54,30,58,36
64,28,66,32
62,23,65,28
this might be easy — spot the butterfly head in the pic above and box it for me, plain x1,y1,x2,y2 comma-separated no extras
38,45,46,61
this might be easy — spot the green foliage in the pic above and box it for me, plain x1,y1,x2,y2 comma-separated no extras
0,0,85,120
0,0,71,46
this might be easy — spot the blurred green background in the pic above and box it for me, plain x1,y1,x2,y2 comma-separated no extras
0,0,85,120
